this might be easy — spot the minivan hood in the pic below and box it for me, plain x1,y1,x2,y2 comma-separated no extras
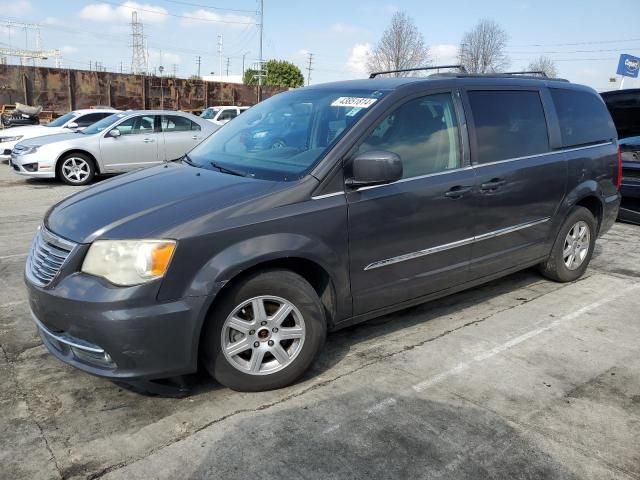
45,163,281,243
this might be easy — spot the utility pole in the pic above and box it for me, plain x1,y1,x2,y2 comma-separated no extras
172,63,177,78
242,52,248,78
217,34,223,81
225,57,230,76
257,0,264,100
195,55,201,78
306,52,313,86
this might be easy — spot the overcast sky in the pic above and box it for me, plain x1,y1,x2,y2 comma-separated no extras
0,0,638,91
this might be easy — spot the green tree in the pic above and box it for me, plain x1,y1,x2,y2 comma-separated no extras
243,59,304,88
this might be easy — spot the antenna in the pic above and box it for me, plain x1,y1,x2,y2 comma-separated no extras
130,11,148,75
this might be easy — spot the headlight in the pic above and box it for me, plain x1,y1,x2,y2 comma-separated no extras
14,145,40,155
81,240,176,286
0,135,22,143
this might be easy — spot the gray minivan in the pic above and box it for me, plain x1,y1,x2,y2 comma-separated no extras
26,72,621,392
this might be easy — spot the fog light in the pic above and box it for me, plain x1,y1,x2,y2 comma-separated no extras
22,162,38,172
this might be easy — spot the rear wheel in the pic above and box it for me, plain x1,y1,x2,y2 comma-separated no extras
539,206,597,282
57,153,95,186
201,270,326,392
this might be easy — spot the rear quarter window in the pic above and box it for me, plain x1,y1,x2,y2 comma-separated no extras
551,88,616,148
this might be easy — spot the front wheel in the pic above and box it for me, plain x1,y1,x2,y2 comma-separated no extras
57,153,95,186
539,206,597,282
201,270,326,392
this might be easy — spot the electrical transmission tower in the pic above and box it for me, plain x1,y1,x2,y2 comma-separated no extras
0,20,61,67
130,11,148,75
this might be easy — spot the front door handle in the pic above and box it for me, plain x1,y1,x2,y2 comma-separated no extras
444,185,472,199
480,178,506,191
191,135,201,140
143,138,155,143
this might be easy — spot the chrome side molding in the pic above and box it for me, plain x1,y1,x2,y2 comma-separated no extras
364,217,550,271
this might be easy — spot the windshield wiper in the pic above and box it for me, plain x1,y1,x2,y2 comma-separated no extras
210,161,248,177
181,154,197,166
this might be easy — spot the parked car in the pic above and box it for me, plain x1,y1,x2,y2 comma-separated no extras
25,73,620,393
0,108,118,162
200,105,250,128
601,89,640,224
10,110,216,185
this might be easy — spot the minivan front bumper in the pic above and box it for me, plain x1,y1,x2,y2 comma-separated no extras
27,272,212,380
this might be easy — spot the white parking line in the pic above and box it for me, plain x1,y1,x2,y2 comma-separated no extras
412,286,640,393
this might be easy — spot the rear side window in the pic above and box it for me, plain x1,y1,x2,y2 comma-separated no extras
161,115,200,132
468,90,549,164
551,88,615,148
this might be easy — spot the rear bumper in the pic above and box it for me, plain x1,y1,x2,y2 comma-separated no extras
27,271,214,380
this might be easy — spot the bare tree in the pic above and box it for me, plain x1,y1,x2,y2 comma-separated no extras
366,11,429,76
459,19,509,73
528,55,558,78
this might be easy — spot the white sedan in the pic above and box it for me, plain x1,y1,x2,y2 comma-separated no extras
10,110,216,185
0,108,119,162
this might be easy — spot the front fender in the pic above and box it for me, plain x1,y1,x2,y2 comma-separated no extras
184,233,344,298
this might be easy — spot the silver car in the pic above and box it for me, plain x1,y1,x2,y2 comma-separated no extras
10,110,216,185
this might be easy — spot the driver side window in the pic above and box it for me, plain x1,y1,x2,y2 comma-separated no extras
358,93,461,179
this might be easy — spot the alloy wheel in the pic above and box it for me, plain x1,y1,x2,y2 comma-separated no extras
220,295,306,375
563,220,590,270
61,157,90,183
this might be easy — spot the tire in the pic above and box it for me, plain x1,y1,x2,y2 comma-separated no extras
539,206,597,282
56,153,95,186
201,269,327,392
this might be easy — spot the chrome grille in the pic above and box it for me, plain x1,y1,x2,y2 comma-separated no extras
27,227,76,286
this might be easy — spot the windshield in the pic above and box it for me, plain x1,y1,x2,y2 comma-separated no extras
47,112,76,127
82,113,126,135
188,88,388,181
200,107,221,120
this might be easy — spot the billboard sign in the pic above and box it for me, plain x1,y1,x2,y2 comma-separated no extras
616,54,640,78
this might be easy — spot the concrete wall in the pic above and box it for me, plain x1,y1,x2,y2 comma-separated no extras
0,65,284,113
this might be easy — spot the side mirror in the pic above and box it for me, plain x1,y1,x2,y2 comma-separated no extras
347,150,402,188
107,128,121,138
66,121,79,129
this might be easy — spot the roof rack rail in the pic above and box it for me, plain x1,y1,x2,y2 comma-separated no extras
501,70,548,77
369,65,466,79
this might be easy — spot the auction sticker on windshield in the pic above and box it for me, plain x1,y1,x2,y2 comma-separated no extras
331,97,377,108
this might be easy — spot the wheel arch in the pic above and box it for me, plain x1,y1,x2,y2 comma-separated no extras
562,180,605,233
56,149,100,175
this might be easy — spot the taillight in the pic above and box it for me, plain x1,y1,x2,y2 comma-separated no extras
616,147,622,189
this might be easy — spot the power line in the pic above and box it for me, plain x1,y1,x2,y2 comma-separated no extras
97,0,256,25
155,0,257,14
508,37,640,48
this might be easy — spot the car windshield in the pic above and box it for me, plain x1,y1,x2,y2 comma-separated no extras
188,88,388,181
81,113,126,135
47,112,76,127
200,107,221,120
